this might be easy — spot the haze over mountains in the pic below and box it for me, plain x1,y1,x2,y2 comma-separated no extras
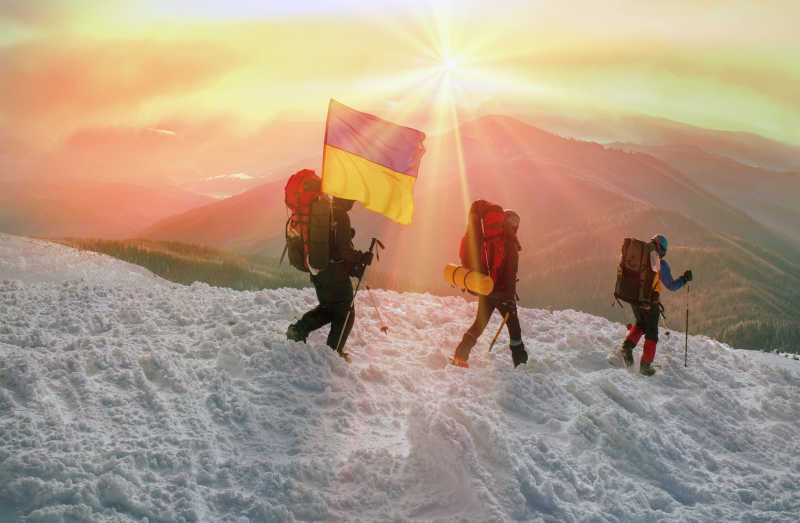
3,114,799,351
498,107,800,172
0,178,213,239
608,143,800,247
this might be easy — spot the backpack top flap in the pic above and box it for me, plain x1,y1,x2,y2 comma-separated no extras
285,169,321,221
622,238,649,272
481,205,505,239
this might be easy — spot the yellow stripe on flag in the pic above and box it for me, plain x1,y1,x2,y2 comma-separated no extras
322,144,417,225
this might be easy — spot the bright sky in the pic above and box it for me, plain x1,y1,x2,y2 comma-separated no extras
2,0,799,182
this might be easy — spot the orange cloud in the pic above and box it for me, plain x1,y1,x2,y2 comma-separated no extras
486,37,796,98
0,38,244,138
19,116,322,187
0,0,74,26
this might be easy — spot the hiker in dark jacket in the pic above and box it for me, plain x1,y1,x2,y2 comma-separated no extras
619,234,692,376
452,210,527,368
286,197,372,356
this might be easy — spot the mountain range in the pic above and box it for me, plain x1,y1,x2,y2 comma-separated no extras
140,115,800,351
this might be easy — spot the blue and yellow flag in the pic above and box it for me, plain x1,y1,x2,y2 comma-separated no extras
322,99,426,225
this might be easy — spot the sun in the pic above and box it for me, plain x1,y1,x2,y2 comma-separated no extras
443,55,459,72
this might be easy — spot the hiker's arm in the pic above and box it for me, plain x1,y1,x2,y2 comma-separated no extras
334,212,360,263
334,212,372,279
660,260,685,291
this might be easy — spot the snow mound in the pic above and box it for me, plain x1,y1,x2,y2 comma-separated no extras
1,235,799,521
0,233,168,287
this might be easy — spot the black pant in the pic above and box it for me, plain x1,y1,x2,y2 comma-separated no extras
632,303,660,342
292,302,355,352
454,296,522,361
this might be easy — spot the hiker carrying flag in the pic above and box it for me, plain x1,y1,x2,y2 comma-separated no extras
285,99,425,359
286,194,372,354
618,234,692,376
451,202,527,368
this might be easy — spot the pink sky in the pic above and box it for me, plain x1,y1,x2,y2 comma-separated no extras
2,0,798,187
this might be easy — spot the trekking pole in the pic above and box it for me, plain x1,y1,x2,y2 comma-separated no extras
488,312,510,353
334,237,384,355
365,285,389,333
684,284,690,367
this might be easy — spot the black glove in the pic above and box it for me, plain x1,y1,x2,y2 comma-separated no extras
361,251,374,266
682,270,693,283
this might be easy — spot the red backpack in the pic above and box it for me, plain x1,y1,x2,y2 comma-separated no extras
459,200,505,283
284,169,329,272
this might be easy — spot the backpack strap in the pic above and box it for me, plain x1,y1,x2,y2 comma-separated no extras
279,215,292,265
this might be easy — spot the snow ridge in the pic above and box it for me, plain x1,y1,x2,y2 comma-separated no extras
1,235,799,522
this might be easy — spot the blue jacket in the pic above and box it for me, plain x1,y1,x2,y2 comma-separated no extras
659,259,686,292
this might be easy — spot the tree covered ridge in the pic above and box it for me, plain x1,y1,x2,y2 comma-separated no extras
50,238,309,291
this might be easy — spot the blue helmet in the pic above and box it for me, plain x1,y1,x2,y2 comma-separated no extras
652,234,668,256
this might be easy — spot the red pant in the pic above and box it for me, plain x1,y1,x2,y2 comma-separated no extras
625,324,658,364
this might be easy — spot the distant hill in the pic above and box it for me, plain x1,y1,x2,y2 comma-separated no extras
608,115,800,172
141,179,288,254
496,106,800,171
0,179,213,239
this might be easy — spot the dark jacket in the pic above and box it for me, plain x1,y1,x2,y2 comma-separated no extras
489,234,520,302
310,206,361,304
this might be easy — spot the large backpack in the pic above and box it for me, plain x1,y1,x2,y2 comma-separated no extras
284,170,331,273
459,200,505,283
614,238,658,305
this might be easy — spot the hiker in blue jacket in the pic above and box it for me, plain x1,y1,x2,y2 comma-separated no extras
620,234,692,375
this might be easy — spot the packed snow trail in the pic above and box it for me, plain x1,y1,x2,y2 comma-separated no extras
1,234,799,522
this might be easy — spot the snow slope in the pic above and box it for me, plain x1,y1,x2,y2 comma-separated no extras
1,234,799,522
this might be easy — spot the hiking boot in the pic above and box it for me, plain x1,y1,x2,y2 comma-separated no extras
450,356,469,368
511,343,528,368
286,324,306,342
639,361,656,376
620,339,635,368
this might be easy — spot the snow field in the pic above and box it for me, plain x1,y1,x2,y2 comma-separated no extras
1,235,799,522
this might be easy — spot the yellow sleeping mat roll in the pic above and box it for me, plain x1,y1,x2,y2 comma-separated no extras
443,263,494,296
